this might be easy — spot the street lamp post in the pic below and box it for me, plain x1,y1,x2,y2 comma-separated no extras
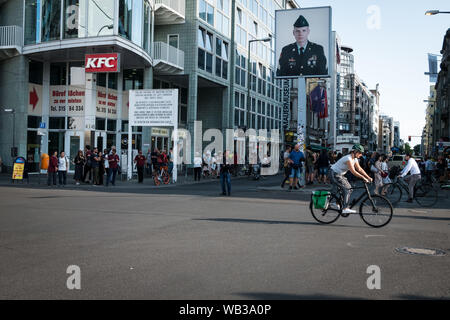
246,37,272,130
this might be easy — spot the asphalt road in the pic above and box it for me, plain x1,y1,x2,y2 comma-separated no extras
0,175,449,299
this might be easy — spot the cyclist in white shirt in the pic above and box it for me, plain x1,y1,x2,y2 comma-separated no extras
399,153,421,203
329,144,373,216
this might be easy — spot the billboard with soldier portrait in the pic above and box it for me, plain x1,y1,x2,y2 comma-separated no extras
275,7,332,79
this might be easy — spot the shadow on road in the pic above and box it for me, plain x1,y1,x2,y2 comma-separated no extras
192,218,367,228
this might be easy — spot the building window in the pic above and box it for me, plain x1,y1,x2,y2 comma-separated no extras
41,0,61,42
119,0,133,40
28,116,42,129
49,117,66,129
29,61,44,85
25,0,39,44
96,118,106,131
123,69,143,90
50,63,67,85
198,28,213,73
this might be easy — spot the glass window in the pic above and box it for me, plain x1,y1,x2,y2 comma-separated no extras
49,117,66,129
205,32,213,52
28,116,42,129
215,57,222,77
199,0,206,21
50,63,67,85
108,73,118,89
97,73,107,87
198,48,205,70
119,0,132,40
131,0,143,46
64,0,84,39
96,118,106,131
29,60,43,85
25,0,39,44
198,28,205,48
207,4,214,25
143,1,150,52
216,38,222,57
42,0,61,41
222,41,228,60
169,35,179,48
107,119,117,131
222,61,228,79
206,53,213,73
123,69,144,90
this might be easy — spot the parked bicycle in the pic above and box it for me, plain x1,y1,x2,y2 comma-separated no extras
383,176,438,208
310,182,393,228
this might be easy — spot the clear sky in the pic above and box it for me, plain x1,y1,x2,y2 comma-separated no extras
298,0,450,147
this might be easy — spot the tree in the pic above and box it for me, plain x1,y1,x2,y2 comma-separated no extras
414,144,421,156
404,143,412,155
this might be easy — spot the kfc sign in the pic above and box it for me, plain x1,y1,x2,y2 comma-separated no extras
85,53,120,73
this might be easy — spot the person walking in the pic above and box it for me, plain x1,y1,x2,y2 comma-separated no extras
220,151,232,196
372,154,384,195
399,152,421,203
424,156,435,183
90,148,100,186
380,155,391,195
82,145,92,183
74,150,85,185
288,144,305,191
107,149,120,186
103,149,109,185
168,148,174,177
47,151,58,186
98,151,105,185
281,145,292,188
317,149,330,184
305,147,315,185
57,151,69,186
146,149,152,176
134,150,146,183
193,152,202,181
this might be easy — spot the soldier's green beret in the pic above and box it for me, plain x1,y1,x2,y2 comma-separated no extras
294,15,309,28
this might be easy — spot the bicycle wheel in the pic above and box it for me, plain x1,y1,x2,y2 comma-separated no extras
414,184,438,207
383,183,402,206
162,173,170,185
310,193,341,224
359,195,393,228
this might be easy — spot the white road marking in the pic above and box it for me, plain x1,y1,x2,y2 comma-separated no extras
365,235,386,238
409,209,428,214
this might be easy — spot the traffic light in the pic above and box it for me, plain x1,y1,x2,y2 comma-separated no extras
408,136,411,142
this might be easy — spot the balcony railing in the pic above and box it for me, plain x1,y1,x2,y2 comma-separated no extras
0,25,23,50
153,41,184,74
0,25,23,60
154,0,185,25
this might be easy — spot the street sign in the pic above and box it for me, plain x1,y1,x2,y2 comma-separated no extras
39,122,46,129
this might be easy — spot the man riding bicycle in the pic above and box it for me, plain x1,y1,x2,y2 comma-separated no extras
398,152,421,203
329,144,373,216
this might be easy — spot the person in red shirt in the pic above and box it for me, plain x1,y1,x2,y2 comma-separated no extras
47,151,58,186
134,150,146,183
107,149,120,186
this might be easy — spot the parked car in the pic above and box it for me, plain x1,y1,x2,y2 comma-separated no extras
389,155,423,170
389,155,407,169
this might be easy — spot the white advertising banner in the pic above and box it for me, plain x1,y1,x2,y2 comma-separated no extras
50,85,67,115
129,89,178,127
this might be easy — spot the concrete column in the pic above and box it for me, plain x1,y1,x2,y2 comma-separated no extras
142,66,154,151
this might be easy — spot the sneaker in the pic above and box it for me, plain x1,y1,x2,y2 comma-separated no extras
341,208,356,217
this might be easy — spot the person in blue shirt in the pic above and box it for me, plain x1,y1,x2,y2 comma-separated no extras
288,144,306,191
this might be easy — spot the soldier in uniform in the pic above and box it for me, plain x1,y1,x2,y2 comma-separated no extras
277,15,328,77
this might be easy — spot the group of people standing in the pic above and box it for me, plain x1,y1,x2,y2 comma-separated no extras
47,146,120,187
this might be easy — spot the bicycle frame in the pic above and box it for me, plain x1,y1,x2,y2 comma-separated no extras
336,182,375,210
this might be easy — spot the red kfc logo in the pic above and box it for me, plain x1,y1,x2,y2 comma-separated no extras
85,53,120,73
